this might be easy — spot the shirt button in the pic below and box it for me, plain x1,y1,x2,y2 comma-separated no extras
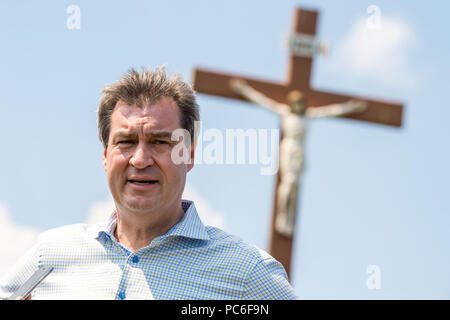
132,256,139,263
118,292,126,300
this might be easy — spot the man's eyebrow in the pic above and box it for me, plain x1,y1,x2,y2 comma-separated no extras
112,132,137,140
112,131,175,141
145,131,173,139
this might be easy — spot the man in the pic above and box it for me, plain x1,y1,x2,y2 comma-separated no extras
0,67,297,300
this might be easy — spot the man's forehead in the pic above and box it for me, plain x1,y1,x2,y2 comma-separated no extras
115,96,177,115
111,97,181,131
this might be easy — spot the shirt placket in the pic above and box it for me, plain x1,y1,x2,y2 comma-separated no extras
109,234,161,300
104,233,134,300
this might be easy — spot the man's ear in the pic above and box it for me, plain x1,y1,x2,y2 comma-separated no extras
102,147,108,171
187,141,196,172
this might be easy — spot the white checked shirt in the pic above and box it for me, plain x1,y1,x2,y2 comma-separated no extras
0,200,297,300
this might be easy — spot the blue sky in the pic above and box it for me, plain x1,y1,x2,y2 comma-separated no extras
0,0,449,299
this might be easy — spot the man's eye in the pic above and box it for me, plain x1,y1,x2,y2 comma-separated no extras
118,140,134,145
154,140,169,145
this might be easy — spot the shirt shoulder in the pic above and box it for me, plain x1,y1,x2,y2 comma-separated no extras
35,223,109,271
38,223,99,242
204,226,297,300
36,223,103,255
204,226,277,266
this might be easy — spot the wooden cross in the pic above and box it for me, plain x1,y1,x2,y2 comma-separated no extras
191,7,404,278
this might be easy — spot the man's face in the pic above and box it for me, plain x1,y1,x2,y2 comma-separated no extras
103,97,194,217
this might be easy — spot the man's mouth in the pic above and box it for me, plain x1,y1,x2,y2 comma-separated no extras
127,179,159,185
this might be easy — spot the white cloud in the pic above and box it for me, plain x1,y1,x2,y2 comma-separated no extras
0,202,40,277
183,184,226,229
84,198,115,225
334,16,416,87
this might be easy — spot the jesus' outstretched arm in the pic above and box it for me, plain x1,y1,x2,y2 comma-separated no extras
306,100,367,118
229,79,290,116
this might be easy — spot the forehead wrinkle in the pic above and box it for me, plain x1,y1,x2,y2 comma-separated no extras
112,98,181,137
117,120,172,139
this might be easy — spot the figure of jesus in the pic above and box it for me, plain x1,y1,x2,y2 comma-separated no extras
230,79,367,238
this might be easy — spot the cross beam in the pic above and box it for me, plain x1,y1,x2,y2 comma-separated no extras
192,69,403,127
191,7,404,277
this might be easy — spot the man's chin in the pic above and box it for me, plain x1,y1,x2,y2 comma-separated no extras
122,197,158,213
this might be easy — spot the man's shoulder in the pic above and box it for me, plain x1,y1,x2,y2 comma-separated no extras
204,226,275,264
38,223,99,243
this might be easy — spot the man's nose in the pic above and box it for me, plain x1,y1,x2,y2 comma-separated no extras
129,142,155,169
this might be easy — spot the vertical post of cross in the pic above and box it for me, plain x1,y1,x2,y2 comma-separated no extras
269,9,319,278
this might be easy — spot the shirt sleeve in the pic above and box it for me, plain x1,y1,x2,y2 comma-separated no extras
0,243,40,299
243,257,298,300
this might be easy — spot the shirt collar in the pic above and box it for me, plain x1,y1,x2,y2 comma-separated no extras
92,199,210,242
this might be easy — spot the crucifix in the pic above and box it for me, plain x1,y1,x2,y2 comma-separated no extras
191,7,404,278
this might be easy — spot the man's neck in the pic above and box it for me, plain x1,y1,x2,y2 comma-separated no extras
113,205,185,252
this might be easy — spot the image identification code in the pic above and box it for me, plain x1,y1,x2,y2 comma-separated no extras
180,304,269,317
